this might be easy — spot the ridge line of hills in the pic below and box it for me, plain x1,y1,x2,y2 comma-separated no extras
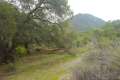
70,13,106,31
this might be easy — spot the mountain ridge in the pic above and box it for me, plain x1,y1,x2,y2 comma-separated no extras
70,13,106,31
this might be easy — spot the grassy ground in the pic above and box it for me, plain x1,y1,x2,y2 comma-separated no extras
4,53,79,80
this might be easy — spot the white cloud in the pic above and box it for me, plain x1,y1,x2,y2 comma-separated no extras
68,0,120,21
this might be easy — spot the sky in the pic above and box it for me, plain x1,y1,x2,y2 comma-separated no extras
68,0,120,21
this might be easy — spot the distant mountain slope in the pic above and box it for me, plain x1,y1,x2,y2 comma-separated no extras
70,13,105,31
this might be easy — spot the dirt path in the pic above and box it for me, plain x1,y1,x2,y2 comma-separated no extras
0,73,6,80
59,53,88,80
62,57,81,69
0,66,6,80
59,56,82,80
0,76,5,80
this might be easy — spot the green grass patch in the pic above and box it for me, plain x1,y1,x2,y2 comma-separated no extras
7,53,77,80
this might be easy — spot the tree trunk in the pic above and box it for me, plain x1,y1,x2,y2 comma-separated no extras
0,43,15,64
24,42,30,54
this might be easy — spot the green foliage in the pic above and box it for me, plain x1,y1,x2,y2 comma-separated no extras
0,0,73,63
9,0,72,22
70,21,120,80
0,2,17,42
15,46,27,57
0,2,18,63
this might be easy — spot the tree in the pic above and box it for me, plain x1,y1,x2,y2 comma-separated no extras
0,2,18,63
0,0,73,63
9,0,72,23
10,0,72,53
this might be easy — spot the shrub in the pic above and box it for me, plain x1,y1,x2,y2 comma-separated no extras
15,46,27,57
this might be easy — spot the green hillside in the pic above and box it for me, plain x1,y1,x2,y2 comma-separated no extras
70,13,105,31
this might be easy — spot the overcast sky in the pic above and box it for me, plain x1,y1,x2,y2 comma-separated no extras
68,0,120,21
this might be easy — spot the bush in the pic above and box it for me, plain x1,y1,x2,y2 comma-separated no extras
15,46,27,57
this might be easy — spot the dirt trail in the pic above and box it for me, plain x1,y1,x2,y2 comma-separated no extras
59,56,82,80
0,76,5,80
0,73,6,80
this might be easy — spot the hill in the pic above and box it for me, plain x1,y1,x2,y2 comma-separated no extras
70,13,105,31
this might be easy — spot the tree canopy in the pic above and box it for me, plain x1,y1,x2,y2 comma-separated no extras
0,0,74,63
